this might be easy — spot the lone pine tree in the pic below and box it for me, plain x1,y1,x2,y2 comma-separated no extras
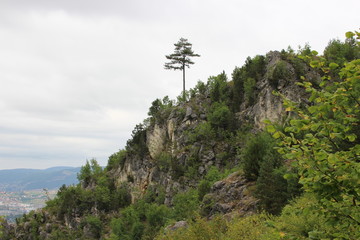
165,38,200,100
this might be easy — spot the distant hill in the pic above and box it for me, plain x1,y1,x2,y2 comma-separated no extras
0,166,81,191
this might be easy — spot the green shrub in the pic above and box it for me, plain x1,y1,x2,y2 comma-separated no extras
208,102,233,130
197,166,223,201
186,121,215,143
126,123,148,158
172,189,200,220
324,39,360,67
156,152,172,171
81,215,102,239
255,165,289,215
242,132,280,181
143,185,166,205
269,60,290,88
208,71,230,104
155,214,274,240
244,77,256,105
107,149,127,170
110,207,142,240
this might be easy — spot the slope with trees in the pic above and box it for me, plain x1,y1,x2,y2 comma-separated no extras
1,30,359,240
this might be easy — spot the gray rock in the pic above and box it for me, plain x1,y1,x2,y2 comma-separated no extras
166,220,188,231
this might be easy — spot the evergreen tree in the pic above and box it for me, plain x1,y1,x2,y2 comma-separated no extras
164,38,200,100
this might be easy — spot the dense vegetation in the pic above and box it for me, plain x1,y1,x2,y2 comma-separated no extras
1,30,359,240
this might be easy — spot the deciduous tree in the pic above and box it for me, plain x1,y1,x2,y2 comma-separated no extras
268,30,360,237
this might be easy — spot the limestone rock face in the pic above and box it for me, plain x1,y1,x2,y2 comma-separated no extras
202,172,258,217
240,51,317,128
147,124,167,159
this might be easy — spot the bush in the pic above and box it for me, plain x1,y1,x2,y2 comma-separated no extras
255,165,290,215
110,207,142,240
324,39,360,67
208,102,233,130
81,215,102,239
197,166,224,201
242,132,280,181
186,121,215,143
269,60,290,88
208,71,230,104
107,149,127,170
155,214,275,240
126,123,148,158
156,215,227,240
156,152,172,171
172,189,200,220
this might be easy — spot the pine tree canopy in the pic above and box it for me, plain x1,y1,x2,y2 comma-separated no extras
164,38,200,70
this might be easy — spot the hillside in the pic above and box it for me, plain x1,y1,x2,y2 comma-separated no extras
0,30,359,240
0,167,81,192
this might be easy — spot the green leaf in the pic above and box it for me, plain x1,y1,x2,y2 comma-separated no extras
347,134,356,142
273,131,281,139
329,62,339,70
311,50,318,56
345,31,355,38
266,124,276,133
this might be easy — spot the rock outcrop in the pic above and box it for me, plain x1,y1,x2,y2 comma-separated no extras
202,172,258,217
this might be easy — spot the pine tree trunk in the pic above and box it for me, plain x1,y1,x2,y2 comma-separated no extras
182,62,185,101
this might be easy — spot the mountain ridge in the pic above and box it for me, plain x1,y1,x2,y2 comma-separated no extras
0,166,81,192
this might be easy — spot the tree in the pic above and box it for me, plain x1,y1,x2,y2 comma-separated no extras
164,38,200,100
268,30,360,237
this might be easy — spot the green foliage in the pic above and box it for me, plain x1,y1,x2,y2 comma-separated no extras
244,77,256,104
148,96,174,124
165,38,200,100
186,121,215,143
269,31,360,236
231,55,266,109
231,66,245,110
323,38,360,67
106,149,127,171
255,166,290,215
110,206,142,240
240,131,300,214
172,189,200,220
143,185,166,204
110,201,172,240
110,182,132,210
80,215,103,239
156,152,172,172
208,71,231,104
207,102,233,130
298,43,313,56
156,215,227,240
270,194,328,239
0,217,4,239
155,213,276,240
269,60,290,88
289,56,307,79
242,132,280,181
126,123,148,158
224,214,275,240
197,166,231,201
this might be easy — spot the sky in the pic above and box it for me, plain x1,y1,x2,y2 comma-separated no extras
0,0,359,169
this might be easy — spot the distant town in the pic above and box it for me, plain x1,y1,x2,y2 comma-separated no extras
0,189,57,222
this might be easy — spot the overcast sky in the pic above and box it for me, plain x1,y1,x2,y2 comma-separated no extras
0,0,359,169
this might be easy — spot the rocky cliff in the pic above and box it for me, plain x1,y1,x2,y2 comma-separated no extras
108,50,316,206
1,50,318,239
